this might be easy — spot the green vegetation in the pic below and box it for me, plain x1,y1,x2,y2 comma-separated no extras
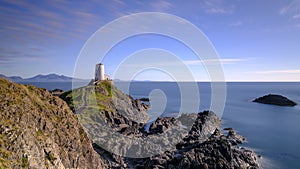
6,101,13,106
21,156,28,168
45,152,56,165
101,81,112,96
0,158,11,169
0,151,11,168
60,81,116,113
36,130,45,141
59,90,74,110
83,150,89,157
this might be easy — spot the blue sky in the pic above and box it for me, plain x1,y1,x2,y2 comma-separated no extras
0,0,300,81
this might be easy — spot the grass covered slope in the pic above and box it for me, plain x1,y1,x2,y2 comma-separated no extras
0,78,104,169
60,81,149,127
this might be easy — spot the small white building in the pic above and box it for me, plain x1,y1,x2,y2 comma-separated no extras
95,63,110,81
95,63,104,81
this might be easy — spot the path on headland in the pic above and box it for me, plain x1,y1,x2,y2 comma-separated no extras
76,88,88,113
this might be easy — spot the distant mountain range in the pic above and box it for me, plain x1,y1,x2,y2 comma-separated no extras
0,74,88,82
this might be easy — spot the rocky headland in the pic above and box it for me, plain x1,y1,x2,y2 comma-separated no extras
0,78,260,168
253,94,297,106
0,78,105,168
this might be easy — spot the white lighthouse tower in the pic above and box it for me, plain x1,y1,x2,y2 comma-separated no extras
95,63,105,81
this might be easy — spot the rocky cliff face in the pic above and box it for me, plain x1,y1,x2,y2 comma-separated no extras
0,78,105,169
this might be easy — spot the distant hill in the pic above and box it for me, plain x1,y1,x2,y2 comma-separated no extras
0,73,88,82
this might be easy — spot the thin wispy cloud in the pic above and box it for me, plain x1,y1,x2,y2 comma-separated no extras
1,1,88,41
184,58,245,65
201,0,234,14
280,0,300,14
280,0,300,20
229,21,243,27
0,44,46,65
121,58,245,68
112,0,126,6
293,14,300,19
150,0,173,12
254,69,300,74
0,0,106,64
280,1,300,32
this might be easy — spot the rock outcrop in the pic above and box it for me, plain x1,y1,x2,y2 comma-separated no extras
1,78,260,169
148,117,176,134
137,97,150,102
60,81,259,169
50,88,64,96
0,78,105,169
123,111,259,169
253,94,297,106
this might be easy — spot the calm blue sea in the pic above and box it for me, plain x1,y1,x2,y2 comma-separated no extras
115,82,300,169
22,81,300,169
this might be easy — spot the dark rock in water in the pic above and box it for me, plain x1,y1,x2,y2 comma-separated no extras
51,88,63,93
226,128,246,145
253,94,297,106
50,88,64,96
224,127,233,131
138,97,150,102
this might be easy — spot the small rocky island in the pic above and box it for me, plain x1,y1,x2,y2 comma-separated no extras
253,94,297,106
